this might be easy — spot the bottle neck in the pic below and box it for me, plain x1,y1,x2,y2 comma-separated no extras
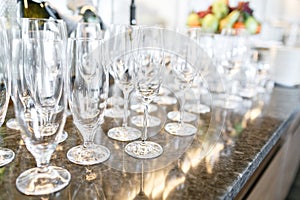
130,0,136,25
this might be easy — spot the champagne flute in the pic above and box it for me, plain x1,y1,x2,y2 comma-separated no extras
0,17,15,167
181,27,213,114
67,37,110,165
103,24,126,119
11,26,70,195
164,50,198,136
107,24,141,141
125,26,164,159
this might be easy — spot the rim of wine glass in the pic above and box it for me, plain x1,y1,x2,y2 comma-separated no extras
20,17,68,38
20,17,65,23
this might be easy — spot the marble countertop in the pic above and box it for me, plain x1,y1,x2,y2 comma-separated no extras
0,86,299,200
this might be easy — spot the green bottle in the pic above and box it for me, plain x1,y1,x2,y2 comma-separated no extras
18,0,59,19
18,0,106,34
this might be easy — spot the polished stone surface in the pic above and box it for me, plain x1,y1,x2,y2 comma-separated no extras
0,86,299,200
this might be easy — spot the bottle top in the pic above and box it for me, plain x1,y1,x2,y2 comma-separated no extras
67,0,94,12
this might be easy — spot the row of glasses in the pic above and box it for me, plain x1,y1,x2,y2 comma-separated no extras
8,19,112,195
3,19,220,195
214,28,250,109
181,27,252,110
105,26,214,158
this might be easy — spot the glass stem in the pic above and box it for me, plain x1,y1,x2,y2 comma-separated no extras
35,151,52,173
179,90,186,126
142,103,149,142
122,90,129,128
82,127,96,148
140,161,144,194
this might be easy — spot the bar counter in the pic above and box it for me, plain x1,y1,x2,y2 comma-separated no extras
0,85,300,200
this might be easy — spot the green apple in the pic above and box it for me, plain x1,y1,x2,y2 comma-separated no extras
212,0,229,19
245,16,259,34
202,14,219,33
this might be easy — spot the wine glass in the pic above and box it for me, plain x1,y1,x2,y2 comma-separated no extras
238,49,258,99
181,27,213,114
103,24,127,119
67,37,110,165
164,49,198,136
213,28,250,109
0,17,15,167
125,26,164,159
107,24,142,141
11,26,70,195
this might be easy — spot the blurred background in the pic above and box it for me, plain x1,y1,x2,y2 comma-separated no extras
50,0,300,27
48,0,300,87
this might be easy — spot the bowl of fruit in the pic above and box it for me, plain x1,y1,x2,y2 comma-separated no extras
186,0,261,34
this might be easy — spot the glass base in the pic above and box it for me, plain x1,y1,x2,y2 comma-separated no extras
239,88,257,99
184,103,210,114
125,141,163,159
16,166,71,195
104,107,125,119
165,122,197,136
130,104,158,113
107,96,124,106
213,94,242,109
58,131,68,143
153,96,177,105
6,118,20,130
108,126,141,141
131,115,161,128
167,111,197,122
67,144,110,165
0,147,15,167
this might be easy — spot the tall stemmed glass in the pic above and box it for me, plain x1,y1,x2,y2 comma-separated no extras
164,50,198,136
107,25,141,141
0,17,15,167
125,27,164,159
67,37,110,165
181,27,213,114
213,28,250,109
11,19,70,195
